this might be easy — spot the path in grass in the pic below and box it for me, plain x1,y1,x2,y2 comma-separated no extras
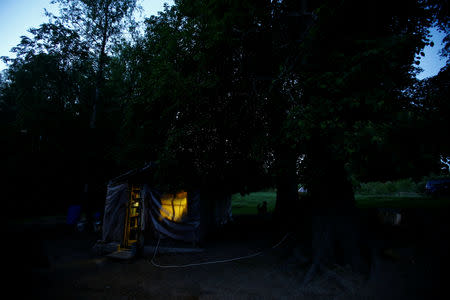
231,191,450,215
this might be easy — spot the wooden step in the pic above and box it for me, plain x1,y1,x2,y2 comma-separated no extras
106,249,135,260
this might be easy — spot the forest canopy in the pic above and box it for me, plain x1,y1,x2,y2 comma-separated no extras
1,0,449,218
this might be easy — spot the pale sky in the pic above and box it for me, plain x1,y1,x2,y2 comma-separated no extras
0,0,173,71
416,26,447,80
0,0,447,80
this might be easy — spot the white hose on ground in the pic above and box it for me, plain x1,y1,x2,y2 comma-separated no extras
149,233,290,268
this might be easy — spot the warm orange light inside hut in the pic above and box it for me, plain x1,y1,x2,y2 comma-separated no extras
160,191,188,222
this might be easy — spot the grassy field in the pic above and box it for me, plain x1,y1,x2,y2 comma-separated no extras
231,192,277,215
231,191,450,215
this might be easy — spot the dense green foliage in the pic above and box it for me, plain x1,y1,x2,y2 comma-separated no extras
356,179,421,195
1,0,449,218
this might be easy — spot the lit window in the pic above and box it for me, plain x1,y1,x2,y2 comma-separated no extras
160,191,188,222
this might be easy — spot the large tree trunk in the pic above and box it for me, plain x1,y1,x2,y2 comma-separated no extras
302,151,369,285
273,146,299,229
83,22,108,228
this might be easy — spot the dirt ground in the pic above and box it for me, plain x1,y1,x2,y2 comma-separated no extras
7,209,450,300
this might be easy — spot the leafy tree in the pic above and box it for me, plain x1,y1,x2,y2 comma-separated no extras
426,0,449,61
2,0,446,271
411,64,450,172
42,0,140,219
49,0,139,128
1,0,139,216
264,0,450,280
0,23,93,216
130,0,441,275
120,1,274,193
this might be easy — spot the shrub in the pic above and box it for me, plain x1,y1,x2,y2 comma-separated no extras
356,178,419,195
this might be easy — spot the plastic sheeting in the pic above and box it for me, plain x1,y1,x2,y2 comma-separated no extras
102,183,129,242
102,181,233,244
143,186,201,243
67,205,81,225
214,195,232,226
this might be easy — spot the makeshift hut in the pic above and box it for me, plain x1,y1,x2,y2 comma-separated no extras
101,163,232,250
